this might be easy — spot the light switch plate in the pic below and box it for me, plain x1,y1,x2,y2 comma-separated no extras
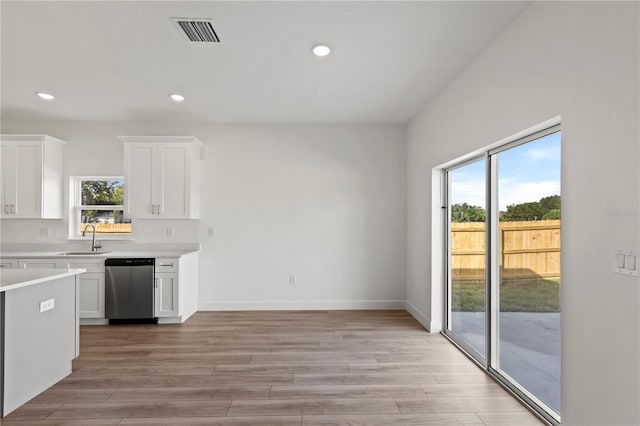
615,250,639,277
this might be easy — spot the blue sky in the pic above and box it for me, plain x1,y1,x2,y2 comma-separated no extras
450,132,561,211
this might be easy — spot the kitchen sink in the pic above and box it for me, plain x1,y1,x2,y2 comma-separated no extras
59,251,111,256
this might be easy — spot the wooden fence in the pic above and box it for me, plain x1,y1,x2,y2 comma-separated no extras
451,219,560,281
80,223,131,234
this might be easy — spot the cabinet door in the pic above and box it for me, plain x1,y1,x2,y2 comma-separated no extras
13,143,42,218
158,145,189,218
155,273,179,317
78,273,105,318
121,137,201,220
0,143,11,218
125,144,156,218
1,136,64,219
0,259,18,269
19,258,63,269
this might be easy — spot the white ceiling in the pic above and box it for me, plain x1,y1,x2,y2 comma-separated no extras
1,1,529,124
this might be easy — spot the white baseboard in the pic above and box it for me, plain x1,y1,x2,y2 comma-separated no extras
404,300,429,330
198,299,405,311
404,301,442,333
79,318,108,326
157,317,183,324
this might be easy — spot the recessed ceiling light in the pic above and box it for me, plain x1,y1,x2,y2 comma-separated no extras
169,93,185,102
36,92,55,101
312,44,331,57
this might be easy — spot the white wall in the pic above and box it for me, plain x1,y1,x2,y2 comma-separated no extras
0,121,407,309
407,2,639,425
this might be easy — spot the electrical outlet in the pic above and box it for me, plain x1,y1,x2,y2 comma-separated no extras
40,298,55,312
289,275,296,285
39,227,50,237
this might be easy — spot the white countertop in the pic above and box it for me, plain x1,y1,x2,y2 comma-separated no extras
0,268,86,292
0,250,199,259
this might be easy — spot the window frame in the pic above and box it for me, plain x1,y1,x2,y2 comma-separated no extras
69,176,132,240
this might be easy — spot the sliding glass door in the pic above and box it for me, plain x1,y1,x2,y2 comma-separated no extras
492,130,561,416
445,126,561,423
446,158,487,360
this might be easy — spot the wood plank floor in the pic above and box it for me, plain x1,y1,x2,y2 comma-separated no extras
3,310,543,425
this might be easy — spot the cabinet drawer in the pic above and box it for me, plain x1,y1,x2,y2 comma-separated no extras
155,258,178,273
19,258,63,269
62,258,105,273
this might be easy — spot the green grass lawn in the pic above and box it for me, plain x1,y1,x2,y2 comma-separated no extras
452,279,560,312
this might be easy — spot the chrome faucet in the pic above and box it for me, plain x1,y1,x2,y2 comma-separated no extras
82,224,102,252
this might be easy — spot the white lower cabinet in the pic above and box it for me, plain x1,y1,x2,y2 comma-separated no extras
155,257,179,317
63,259,105,319
13,258,105,319
153,254,198,323
1,252,198,324
77,274,105,318
155,272,179,317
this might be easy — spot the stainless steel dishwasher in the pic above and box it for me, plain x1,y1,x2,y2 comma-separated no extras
105,258,156,323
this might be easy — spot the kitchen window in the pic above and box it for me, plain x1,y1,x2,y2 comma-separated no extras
70,177,132,238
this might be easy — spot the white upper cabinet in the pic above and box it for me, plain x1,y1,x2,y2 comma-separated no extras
119,136,203,219
0,135,66,219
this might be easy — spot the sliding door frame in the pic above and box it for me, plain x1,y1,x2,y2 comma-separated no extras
442,153,490,367
442,124,561,426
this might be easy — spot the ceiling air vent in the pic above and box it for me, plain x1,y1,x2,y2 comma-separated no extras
172,18,220,43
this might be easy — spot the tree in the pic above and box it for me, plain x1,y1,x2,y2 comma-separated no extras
451,203,486,222
81,180,124,205
539,195,561,212
501,195,560,221
542,209,561,220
